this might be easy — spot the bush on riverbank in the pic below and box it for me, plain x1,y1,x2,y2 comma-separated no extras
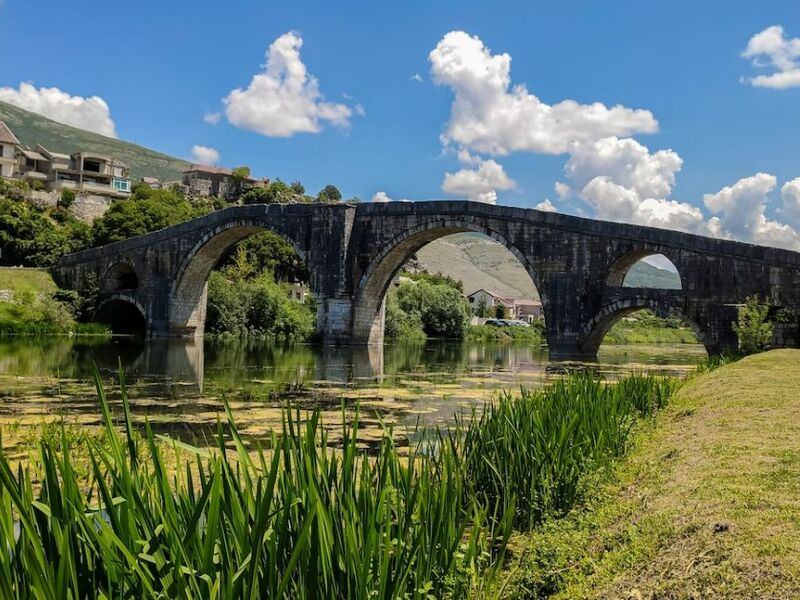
466,321,546,344
603,310,699,345
0,370,677,598
206,270,315,339
385,279,471,340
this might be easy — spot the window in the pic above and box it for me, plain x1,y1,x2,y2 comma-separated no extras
112,178,131,192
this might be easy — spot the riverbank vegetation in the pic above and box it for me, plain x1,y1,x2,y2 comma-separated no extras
0,267,108,336
492,350,800,598
602,309,699,345
205,238,315,340
0,369,675,598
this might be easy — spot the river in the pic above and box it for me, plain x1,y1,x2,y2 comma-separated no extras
0,337,705,453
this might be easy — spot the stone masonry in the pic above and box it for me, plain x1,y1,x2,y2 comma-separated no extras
52,201,800,359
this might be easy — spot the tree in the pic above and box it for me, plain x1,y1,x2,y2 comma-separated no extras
393,280,470,338
290,181,305,195
494,304,509,319
242,180,297,205
58,188,76,210
317,184,342,203
91,188,208,245
732,295,773,355
232,166,251,180
475,296,488,317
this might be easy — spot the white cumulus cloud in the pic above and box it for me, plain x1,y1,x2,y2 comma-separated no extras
535,199,557,212
742,25,800,89
780,177,800,229
223,32,352,137
203,111,221,125
441,158,516,204
703,173,800,249
371,191,391,203
190,145,220,165
428,31,658,155
0,82,116,137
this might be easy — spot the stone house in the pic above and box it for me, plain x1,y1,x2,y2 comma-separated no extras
182,164,238,199
466,288,543,321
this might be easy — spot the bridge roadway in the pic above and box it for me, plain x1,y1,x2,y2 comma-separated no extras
53,201,800,359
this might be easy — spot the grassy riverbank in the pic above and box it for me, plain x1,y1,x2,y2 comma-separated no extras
495,349,800,598
603,309,699,345
0,370,673,598
0,267,108,336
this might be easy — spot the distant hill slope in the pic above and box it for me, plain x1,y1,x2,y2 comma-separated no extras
416,233,681,298
0,101,190,182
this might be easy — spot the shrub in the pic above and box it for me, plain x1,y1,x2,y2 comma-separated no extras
393,280,471,339
58,188,76,210
733,295,773,355
206,271,315,339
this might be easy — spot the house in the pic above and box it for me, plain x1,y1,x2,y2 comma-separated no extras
182,164,238,199
467,289,515,315
287,282,311,303
141,176,161,189
466,288,544,321
0,121,19,178
513,299,544,322
0,120,132,199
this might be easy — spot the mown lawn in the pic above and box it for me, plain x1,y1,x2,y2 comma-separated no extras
494,349,800,599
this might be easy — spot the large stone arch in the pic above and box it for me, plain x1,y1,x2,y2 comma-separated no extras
605,248,684,289
580,297,709,356
351,218,544,345
95,294,148,335
168,219,309,336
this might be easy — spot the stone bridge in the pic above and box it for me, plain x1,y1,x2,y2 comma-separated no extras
53,201,800,359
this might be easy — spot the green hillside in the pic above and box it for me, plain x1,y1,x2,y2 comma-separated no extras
417,233,681,298
0,101,190,182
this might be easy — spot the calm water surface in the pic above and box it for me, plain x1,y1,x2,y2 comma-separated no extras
0,337,705,451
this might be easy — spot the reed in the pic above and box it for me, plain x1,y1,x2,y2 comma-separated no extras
0,369,675,598
458,372,676,530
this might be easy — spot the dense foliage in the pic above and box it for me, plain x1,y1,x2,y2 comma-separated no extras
733,295,774,355
603,309,700,345
91,185,211,245
385,279,471,340
0,370,676,598
206,271,314,339
0,180,92,267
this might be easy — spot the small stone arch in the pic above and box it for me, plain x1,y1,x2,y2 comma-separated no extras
104,262,139,291
606,249,683,289
352,218,544,345
168,220,308,336
580,297,708,356
95,294,147,335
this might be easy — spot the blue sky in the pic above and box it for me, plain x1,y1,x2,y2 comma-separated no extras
1,1,800,248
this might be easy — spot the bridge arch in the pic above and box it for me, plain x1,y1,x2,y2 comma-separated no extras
168,220,308,336
95,294,147,335
580,297,709,356
352,219,544,345
606,249,683,289
103,262,139,291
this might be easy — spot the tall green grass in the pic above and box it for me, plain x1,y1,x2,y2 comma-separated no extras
459,373,676,530
0,369,676,598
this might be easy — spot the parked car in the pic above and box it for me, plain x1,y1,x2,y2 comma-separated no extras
484,319,508,327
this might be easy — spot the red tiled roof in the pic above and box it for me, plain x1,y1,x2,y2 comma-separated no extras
0,121,20,145
183,164,233,176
